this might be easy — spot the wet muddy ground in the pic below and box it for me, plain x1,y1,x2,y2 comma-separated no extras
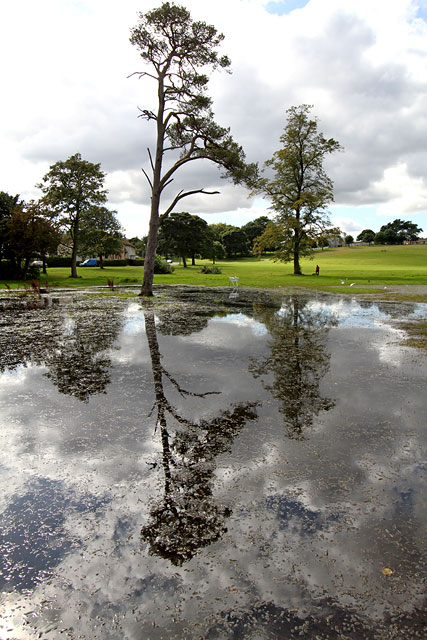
0,286,426,639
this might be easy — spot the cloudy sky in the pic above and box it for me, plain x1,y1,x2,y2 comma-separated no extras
1,0,427,238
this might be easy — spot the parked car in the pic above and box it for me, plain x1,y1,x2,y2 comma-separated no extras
31,260,43,267
79,258,98,267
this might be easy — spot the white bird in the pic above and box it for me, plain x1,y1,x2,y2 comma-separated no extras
349,283,355,287
340,280,345,285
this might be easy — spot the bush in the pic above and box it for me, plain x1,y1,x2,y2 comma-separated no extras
26,264,41,280
127,258,144,266
154,254,174,274
199,265,222,274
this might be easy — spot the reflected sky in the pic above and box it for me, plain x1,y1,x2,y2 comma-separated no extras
0,290,426,639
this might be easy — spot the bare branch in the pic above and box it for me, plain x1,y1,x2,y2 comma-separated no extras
162,178,174,190
161,188,220,219
162,368,221,398
147,147,155,172
141,167,153,189
137,107,157,121
127,70,158,82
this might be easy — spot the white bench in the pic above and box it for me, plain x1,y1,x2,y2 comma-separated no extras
229,276,239,293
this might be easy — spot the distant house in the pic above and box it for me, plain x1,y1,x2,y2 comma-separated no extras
107,238,136,261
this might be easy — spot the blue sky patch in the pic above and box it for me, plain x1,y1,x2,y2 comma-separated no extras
265,0,310,16
415,4,427,21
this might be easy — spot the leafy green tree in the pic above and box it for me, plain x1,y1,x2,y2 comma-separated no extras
4,200,60,279
380,218,423,243
201,231,226,264
129,236,146,257
356,229,375,243
129,2,256,296
253,105,342,274
375,228,398,245
345,234,354,246
78,206,123,268
0,191,21,261
38,153,108,278
241,216,270,248
158,212,208,267
206,222,249,257
221,227,249,257
252,221,282,257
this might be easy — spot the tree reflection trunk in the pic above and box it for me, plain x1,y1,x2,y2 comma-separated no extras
142,309,258,565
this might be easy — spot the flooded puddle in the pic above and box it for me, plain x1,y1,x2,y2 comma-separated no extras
0,288,426,639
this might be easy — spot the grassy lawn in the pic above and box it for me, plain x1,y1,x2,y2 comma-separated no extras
2,244,427,293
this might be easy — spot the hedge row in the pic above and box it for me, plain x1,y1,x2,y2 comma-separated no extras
45,257,145,267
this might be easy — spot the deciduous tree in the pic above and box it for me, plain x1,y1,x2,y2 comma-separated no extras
380,218,422,243
221,227,249,257
0,191,21,261
78,206,123,268
253,105,342,274
129,2,256,295
158,212,208,267
5,200,60,279
357,229,375,244
241,216,270,248
38,153,108,278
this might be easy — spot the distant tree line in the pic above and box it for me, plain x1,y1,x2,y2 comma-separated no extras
129,214,274,267
356,219,423,245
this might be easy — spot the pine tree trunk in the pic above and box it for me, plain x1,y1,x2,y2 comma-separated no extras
140,75,165,297
140,192,161,296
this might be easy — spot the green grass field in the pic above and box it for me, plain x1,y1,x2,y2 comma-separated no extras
2,245,427,294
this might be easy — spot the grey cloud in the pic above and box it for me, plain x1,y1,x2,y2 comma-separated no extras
289,12,427,204
14,2,427,218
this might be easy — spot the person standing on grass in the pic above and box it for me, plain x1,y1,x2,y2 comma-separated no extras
315,265,320,276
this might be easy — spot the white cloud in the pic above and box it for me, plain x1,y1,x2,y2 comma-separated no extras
331,216,364,235
374,163,427,216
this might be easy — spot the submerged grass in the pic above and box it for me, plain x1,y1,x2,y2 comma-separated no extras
400,321,427,350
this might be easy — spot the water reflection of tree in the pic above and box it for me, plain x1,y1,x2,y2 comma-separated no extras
250,295,335,440
0,303,123,402
45,310,123,402
141,310,258,565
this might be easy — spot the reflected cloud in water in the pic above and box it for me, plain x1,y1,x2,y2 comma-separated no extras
0,288,425,639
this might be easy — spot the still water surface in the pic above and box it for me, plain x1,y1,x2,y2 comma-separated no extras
0,288,425,639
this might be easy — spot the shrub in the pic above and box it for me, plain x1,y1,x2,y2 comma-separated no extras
153,254,174,274
200,265,222,274
127,258,144,266
26,265,41,280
